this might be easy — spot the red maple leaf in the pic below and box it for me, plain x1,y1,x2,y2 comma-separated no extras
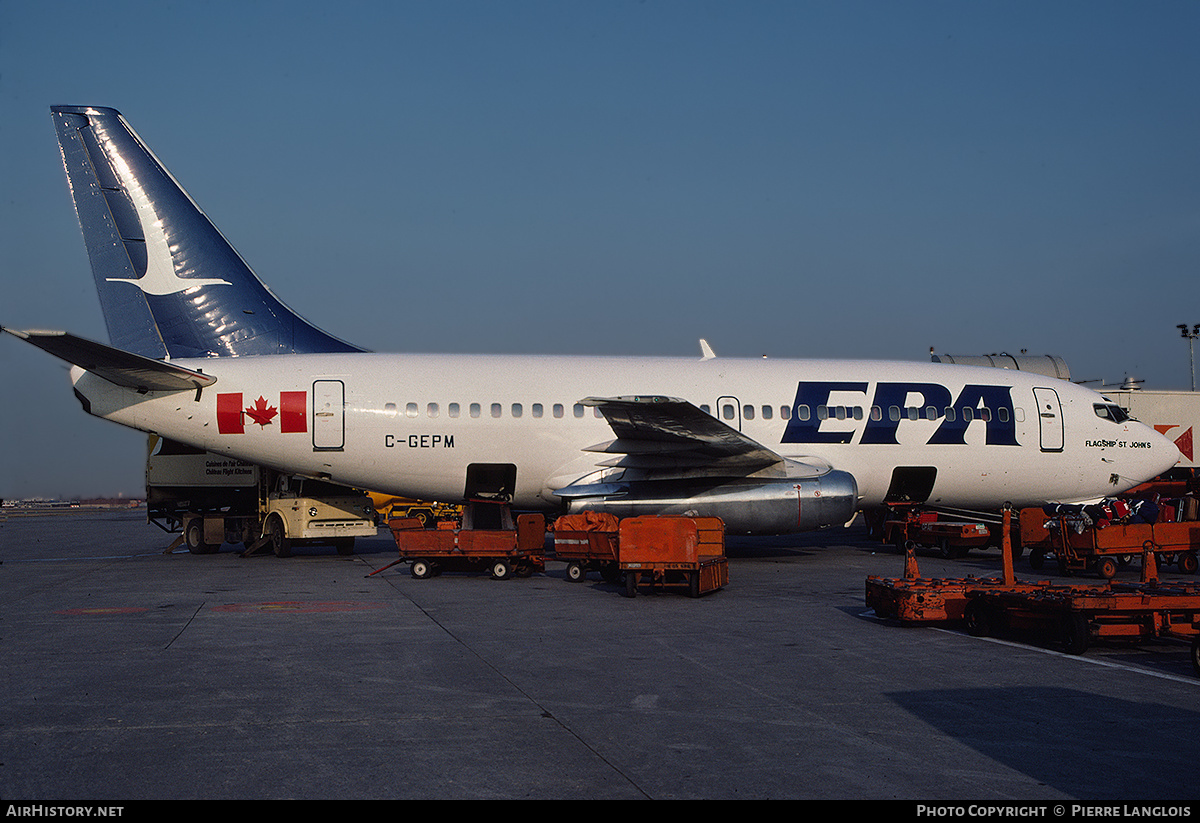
245,396,278,428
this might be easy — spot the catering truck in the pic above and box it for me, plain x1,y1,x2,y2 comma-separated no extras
146,435,377,556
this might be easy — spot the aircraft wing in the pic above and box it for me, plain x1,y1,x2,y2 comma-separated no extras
579,395,782,474
575,395,835,484
3,328,217,392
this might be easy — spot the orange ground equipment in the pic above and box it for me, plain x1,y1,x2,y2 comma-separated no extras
373,501,545,580
866,507,1200,675
883,504,995,559
551,511,621,583
1038,515,1200,579
618,515,728,598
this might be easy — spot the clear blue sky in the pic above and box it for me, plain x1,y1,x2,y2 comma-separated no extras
2,0,1198,499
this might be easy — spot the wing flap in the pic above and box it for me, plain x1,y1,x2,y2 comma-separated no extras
580,395,783,475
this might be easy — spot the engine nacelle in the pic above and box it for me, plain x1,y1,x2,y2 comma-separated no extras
565,471,858,535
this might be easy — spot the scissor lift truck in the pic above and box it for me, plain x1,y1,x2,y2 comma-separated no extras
552,511,621,583
383,502,545,580
618,515,728,598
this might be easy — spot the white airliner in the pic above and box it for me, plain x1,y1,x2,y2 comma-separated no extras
3,105,1180,533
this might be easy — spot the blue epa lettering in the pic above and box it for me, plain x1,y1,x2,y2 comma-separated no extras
780,381,1019,446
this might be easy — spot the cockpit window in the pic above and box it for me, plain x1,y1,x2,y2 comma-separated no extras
1093,403,1130,424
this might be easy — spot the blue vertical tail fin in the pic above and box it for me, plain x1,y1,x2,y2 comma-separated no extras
50,105,364,359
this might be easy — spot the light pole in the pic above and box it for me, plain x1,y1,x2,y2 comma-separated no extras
1178,324,1200,391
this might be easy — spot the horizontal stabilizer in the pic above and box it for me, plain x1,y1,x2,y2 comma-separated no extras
3,328,216,392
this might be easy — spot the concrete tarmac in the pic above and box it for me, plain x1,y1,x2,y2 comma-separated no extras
2,510,1198,801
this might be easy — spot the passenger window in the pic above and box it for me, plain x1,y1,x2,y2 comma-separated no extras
532,403,543,418
780,405,791,420
761,405,773,420
427,403,439,418
743,405,755,420
384,402,398,418
573,404,585,418
511,403,523,418
722,404,736,420
796,405,810,421
553,403,564,418
405,402,418,418
491,403,502,418
470,403,481,419
449,403,460,418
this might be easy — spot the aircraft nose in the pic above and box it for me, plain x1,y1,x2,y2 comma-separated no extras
1142,422,1182,479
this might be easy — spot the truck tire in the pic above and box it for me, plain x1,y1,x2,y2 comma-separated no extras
1178,552,1198,575
185,519,218,555
268,516,292,558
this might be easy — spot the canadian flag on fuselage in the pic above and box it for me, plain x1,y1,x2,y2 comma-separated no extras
217,392,307,434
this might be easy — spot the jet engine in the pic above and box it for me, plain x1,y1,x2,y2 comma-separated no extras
563,471,858,535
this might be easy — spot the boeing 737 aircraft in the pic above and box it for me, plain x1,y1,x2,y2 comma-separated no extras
3,105,1180,534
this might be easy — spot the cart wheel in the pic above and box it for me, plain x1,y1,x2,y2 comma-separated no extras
566,561,586,582
1191,635,1200,678
689,570,701,598
1178,552,1198,575
1029,549,1046,571
411,559,433,579
625,571,638,598
490,559,512,580
964,600,991,638
600,563,621,584
1061,613,1090,655
939,539,955,559
1095,556,1118,580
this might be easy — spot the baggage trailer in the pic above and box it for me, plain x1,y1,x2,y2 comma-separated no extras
551,511,621,583
618,516,728,598
1041,517,1200,579
379,502,546,580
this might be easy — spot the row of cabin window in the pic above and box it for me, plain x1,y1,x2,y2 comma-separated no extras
793,405,1012,423
384,401,1012,424
385,402,604,419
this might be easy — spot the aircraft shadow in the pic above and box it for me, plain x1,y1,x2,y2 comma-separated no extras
886,686,1200,799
